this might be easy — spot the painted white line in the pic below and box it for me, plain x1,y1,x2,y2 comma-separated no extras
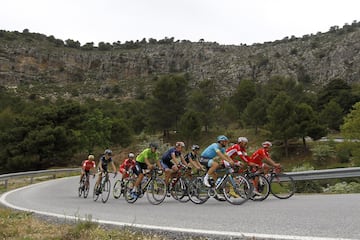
0,182,355,240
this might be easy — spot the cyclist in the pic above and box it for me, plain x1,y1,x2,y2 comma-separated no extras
226,137,257,169
161,141,188,188
96,149,117,194
200,135,235,187
249,141,281,172
131,143,163,198
184,144,205,172
249,141,281,195
118,152,136,180
80,154,96,183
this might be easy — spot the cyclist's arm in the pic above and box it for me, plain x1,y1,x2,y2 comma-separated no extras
170,152,180,165
144,157,154,169
111,161,117,173
263,156,280,168
179,155,188,166
216,150,234,165
188,157,201,170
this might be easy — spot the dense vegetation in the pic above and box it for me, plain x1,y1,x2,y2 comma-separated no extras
1,73,359,174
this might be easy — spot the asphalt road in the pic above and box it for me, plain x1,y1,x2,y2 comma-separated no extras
1,176,359,240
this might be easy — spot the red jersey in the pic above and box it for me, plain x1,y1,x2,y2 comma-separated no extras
119,158,136,172
249,148,269,165
82,160,96,171
226,144,249,163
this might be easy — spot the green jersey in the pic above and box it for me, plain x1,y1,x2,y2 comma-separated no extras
136,148,159,164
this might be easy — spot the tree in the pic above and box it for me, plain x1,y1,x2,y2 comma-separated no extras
231,79,256,118
178,110,201,146
319,100,343,130
146,74,188,137
242,98,268,134
295,103,327,149
187,80,216,132
266,92,298,157
341,102,360,139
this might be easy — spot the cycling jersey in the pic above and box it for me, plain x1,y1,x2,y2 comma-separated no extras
99,155,113,171
136,148,159,164
82,160,96,171
184,152,197,163
119,158,136,177
249,148,269,166
226,144,250,163
201,143,225,159
161,147,182,164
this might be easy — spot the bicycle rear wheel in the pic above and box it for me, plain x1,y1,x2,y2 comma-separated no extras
250,175,270,201
188,177,209,204
270,173,295,199
223,175,251,205
171,178,189,203
146,177,167,205
124,178,138,203
101,180,111,203
113,180,123,199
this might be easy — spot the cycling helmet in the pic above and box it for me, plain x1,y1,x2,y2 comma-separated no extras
238,137,248,143
217,135,229,142
149,142,159,149
88,154,94,160
191,144,200,150
175,141,185,147
262,141,272,148
128,152,135,158
104,149,112,155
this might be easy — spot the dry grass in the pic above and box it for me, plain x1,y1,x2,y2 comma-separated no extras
0,207,172,240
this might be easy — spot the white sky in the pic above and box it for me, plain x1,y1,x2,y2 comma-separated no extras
1,0,359,46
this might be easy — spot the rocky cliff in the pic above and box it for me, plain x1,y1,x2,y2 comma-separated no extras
1,25,360,101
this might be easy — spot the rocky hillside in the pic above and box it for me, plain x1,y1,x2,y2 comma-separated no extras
1,23,360,101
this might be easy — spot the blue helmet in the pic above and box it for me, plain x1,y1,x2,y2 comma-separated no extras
217,135,229,142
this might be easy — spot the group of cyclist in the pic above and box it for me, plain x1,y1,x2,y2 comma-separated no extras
80,135,281,198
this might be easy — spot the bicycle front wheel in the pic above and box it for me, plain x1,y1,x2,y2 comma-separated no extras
93,183,100,201
270,173,295,199
146,177,167,205
101,180,111,203
124,178,138,203
223,175,252,205
83,182,89,198
188,177,209,204
113,180,123,199
250,175,270,201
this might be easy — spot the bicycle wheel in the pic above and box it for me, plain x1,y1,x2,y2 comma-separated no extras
270,173,295,199
249,175,270,201
101,180,111,203
93,183,100,201
171,178,190,203
78,185,83,197
188,177,209,204
124,178,138,203
113,180,123,199
146,177,167,205
223,175,251,205
83,182,90,198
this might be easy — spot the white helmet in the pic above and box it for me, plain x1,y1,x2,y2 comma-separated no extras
238,137,248,143
262,141,272,148
128,152,135,158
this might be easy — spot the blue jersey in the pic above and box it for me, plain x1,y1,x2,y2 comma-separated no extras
201,143,225,159
161,147,182,163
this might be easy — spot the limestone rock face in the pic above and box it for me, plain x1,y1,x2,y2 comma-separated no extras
1,28,360,100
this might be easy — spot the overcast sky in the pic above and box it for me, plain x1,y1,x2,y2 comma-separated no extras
1,0,360,46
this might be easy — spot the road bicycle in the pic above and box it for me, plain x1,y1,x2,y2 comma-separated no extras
168,164,194,203
113,169,136,199
78,172,91,198
187,164,252,205
93,171,115,203
124,165,167,205
267,167,295,199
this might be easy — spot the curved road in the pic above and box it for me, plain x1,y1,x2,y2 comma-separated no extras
1,176,359,240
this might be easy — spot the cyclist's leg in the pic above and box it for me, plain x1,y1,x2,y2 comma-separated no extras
161,160,173,186
204,159,219,187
